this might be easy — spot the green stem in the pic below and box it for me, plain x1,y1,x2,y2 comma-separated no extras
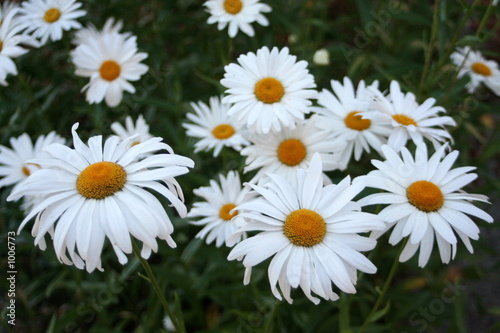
339,292,351,333
418,0,440,94
132,241,186,333
264,300,280,333
358,240,406,333
475,1,495,39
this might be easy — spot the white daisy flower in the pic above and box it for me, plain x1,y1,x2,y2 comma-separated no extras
182,95,250,157
188,171,254,247
0,7,29,86
221,46,317,134
18,0,86,45
450,46,500,96
111,114,153,148
0,131,65,195
241,115,345,185
204,0,272,38
73,17,131,45
357,144,493,267
7,123,194,273
71,32,149,107
313,77,391,168
227,154,385,304
1,1,19,22
367,81,456,152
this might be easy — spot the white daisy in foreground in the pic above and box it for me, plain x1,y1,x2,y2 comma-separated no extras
73,17,130,45
221,46,317,134
18,0,86,45
241,115,345,185
313,77,391,167
7,123,194,273
111,114,153,148
188,171,254,247
0,8,29,86
357,144,493,267
183,95,250,157
204,0,271,38
0,131,65,194
228,154,385,304
367,81,456,152
71,32,149,107
450,46,500,96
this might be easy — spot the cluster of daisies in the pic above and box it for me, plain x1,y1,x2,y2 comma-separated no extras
0,0,496,306
182,45,493,304
0,0,148,107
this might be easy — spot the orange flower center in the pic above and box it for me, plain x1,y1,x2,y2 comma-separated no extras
277,139,307,166
223,0,243,14
76,162,127,199
254,77,285,104
99,60,121,81
0,41,3,52
44,8,61,23
393,114,417,126
22,163,41,176
406,180,444,212
219,203,238,221
212,124,236,140
471,62,492,76
283,209,326,247
344,111,371,131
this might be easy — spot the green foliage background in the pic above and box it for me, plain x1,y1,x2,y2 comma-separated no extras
1,0,499,332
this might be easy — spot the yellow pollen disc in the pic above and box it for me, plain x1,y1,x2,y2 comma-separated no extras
44,8,61,23
0,41,3,52
22,163,41,176
344,111,371,131
219,203,238,221
277,139,307,166
393,114,417,126
99,60,121,81
254,77,285,104
76,162,127,199
212,124,235,140
471,62,492,76
284,209,326,247
406,180,444,212
223,0,243,14
131,141,141,147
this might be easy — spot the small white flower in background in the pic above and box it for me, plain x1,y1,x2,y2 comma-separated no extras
0,131,65,195
73,17,131,45
366,81,456,152
221,46,317,134
188,171,255,247
0,7,29,86
240,115,346,185
450,46,500,96
17,0,86,45
7,123,194,273
312,48,330,66
313,77,391,168
71,30,149,107
183,96,250,157
357,144,493,267
228,154,385,304
111,114,153,149
204,0,272,38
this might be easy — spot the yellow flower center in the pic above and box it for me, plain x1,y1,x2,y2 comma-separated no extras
471,62,492,76
0,41,3,52
76,162,127,199
254,77,285,104
22,163,41,176
44,8,61,23
212,124,235,140
406,180,444,212
344,111,371,131
99,60,121,81
283,209,326,247
223,0,243,14
277,139,307,166
392,114,417,126
219,203,238,221
131,141,141,147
